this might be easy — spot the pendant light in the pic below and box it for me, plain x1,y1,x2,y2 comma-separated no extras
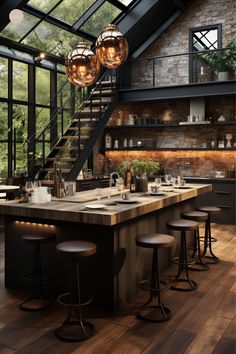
65,42,100,87
95,24,129,69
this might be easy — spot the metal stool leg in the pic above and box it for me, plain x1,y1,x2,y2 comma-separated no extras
201,216,219,264
171,231,197,291
188,229,209,271
138,249,171,322
55,259,94,341
19,244,52,311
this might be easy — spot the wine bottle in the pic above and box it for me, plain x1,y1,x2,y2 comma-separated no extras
130,174,136,193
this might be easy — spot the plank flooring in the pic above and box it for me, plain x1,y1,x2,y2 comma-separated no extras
0,223,235,353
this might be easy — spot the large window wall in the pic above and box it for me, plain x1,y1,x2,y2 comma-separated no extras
0,50,70,182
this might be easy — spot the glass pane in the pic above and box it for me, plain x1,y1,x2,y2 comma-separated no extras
12,105,28,143
22,20,88,57
0,11,39,42
36,67,50,105
15,142,28,172
51,0,96,25
0,57,8,98
0,103,8,140
27,0,61,13
57,73,71,108
0,142,8,182
36,107,50,137
13,61,28,101
81,1,122,36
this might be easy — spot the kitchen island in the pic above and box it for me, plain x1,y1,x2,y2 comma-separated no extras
0,183,211,311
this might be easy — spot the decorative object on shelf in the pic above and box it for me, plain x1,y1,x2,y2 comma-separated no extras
162,109,173,123
128,114,135,125
65,42,100,87
225,133,232,148
105,133,112,148
114,139,119,148
95,24,129,68
129,138,133,147
117,111,123,125
123,138,128,148
217,115,226,122
218,140,225,148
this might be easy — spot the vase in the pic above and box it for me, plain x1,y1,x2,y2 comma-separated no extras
136,174,148,192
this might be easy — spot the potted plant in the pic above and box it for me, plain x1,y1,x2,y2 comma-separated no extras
131,159,160,192
199,37,236,81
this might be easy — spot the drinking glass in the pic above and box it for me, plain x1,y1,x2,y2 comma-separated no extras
165,174,172,185
95,188,102,201
154,177,162,188
33,180,41,189
25,181,34,192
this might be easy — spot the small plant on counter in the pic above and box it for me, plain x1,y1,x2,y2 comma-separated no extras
132,159,160,176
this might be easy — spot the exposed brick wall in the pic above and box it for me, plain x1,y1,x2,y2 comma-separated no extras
93,0,236,177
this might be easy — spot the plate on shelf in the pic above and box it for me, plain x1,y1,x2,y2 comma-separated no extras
115,199,139,204
84,203,107,210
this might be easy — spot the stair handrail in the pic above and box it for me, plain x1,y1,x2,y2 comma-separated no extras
37,69,116,161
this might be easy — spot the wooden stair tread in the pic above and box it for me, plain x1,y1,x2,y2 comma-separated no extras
91,89,113,95
61,135,90,140
84,98,111,105
42,168,71,173
54,146,82,150
46,157,77,162
72,118,98,123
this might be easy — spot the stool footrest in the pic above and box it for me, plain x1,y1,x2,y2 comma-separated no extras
139,279,170,293
57,292,92,308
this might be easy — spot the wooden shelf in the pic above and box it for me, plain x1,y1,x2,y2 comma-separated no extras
105,121,236,129
101,147,236,152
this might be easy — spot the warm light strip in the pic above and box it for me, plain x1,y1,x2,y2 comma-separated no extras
15,221,55,228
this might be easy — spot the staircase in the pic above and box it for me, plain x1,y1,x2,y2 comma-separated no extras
35,70,118,181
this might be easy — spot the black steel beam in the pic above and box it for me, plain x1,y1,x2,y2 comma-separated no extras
119,81,236,102
131,10,181,59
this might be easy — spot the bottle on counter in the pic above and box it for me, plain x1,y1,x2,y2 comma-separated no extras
130,174,137,193
123,137,128,148
114,139,119,148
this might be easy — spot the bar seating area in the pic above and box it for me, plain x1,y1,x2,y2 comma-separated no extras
0,0,235,353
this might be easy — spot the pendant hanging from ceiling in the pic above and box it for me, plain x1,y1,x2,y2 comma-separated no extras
95,24,129,69
65,42,100,87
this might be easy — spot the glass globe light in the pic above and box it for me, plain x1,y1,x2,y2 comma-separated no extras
65,42,100,87
9,9,24,24
95,24,129,69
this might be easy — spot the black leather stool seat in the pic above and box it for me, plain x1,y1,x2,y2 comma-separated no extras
55,240,97,342
22,234,56,244
181,211,208,222
196,206,221,264
167,219,198,291
19,233,56,311
56,241,97,258
136,234,175,249
181,211,209,271
135,233,175,323
196,206,221,214
167,219,199,231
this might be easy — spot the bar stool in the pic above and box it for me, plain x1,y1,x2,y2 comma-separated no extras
167,219,198,291
19,234,56,311
136,233,175,322
55,240,97,342
181,211,209,271
196,206,221,264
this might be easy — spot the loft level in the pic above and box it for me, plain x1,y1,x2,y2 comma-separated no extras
119,81,236,102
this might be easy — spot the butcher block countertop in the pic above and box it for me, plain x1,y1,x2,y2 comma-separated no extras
0,184,212,226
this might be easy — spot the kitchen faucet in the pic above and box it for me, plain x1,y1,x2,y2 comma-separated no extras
109,171,120,188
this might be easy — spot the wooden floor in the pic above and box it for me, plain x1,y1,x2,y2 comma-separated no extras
0,223,235,354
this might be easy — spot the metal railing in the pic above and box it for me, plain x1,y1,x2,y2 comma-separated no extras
118,47,236,90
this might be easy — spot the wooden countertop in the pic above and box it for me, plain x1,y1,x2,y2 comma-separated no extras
0,184,212,226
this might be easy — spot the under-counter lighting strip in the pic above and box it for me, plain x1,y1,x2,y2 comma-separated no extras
14,221,55,228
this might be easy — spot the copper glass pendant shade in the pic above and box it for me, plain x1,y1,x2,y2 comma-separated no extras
65,42,100,87
95,24,129,68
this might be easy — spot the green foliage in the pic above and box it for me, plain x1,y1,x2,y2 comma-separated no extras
117,159,160,177
199,37,236,72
